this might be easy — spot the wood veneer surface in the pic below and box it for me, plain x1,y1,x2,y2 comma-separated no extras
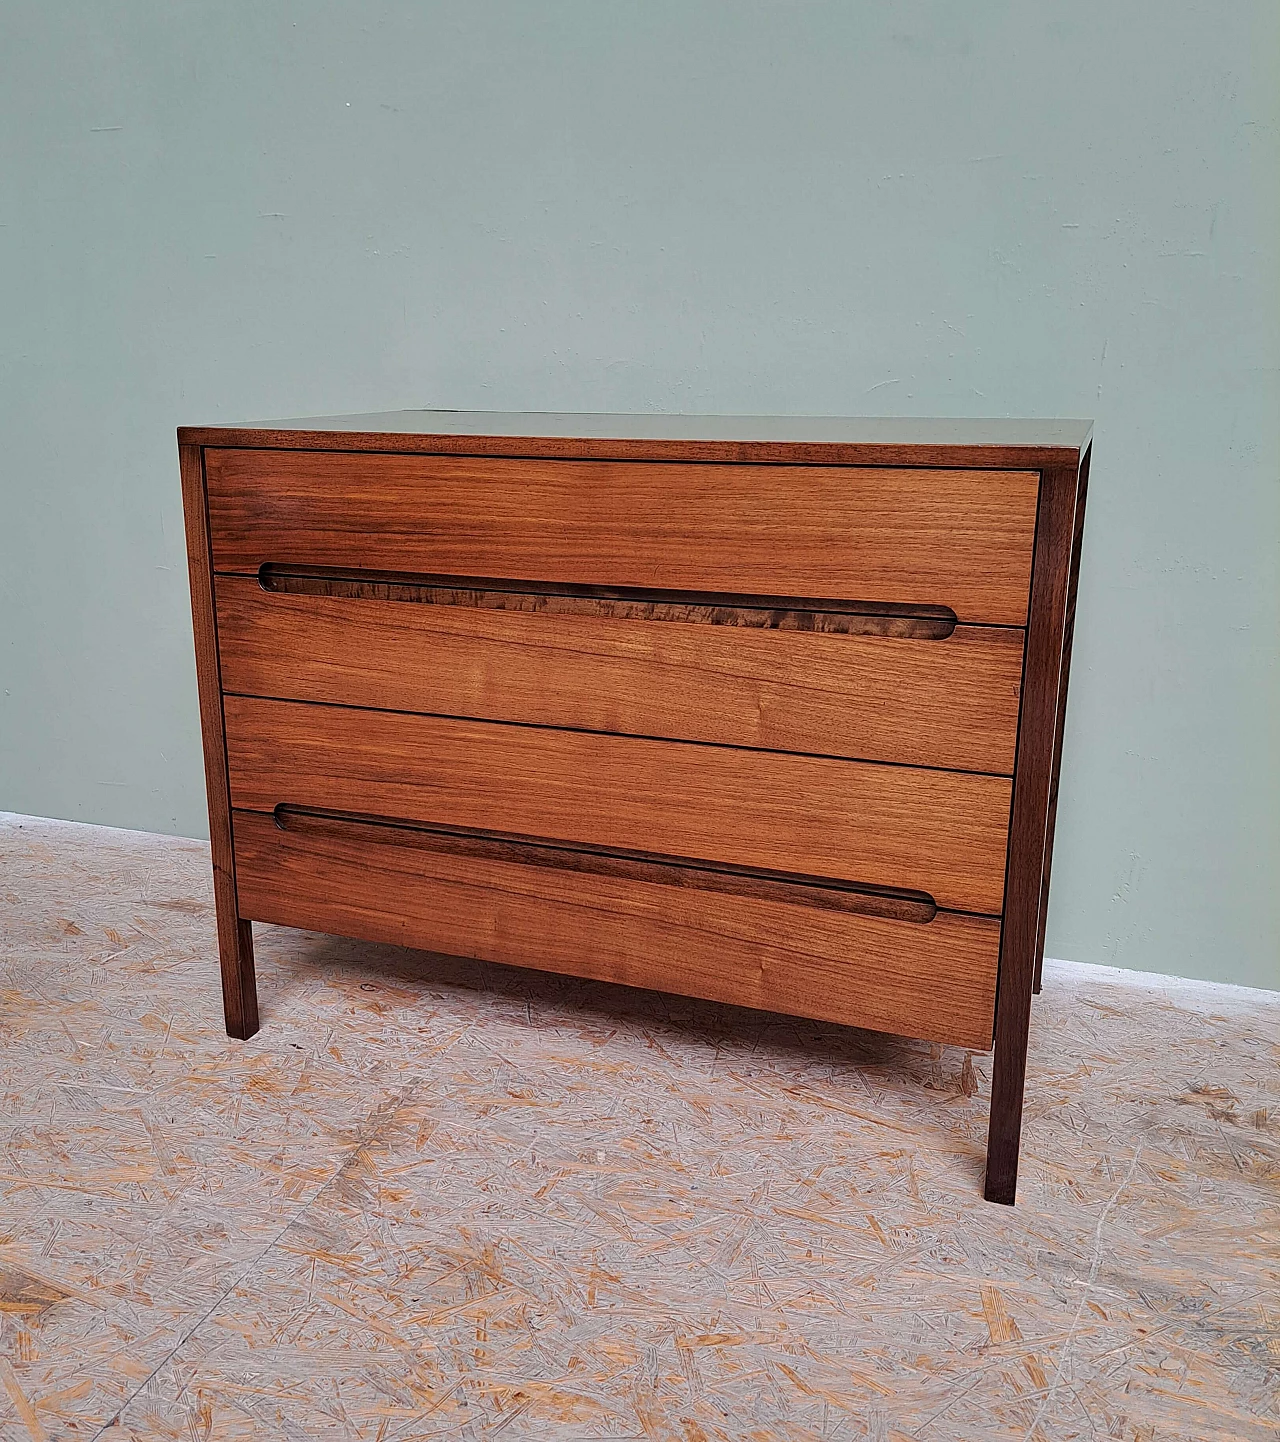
215,575,1025,774
223,696,1013,915
233,810,999,1050
205,449,1040,625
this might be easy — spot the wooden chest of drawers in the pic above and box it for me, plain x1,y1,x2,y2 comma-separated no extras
179,412,1091,1204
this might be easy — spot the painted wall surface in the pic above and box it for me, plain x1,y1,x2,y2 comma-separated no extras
1,3,1277,988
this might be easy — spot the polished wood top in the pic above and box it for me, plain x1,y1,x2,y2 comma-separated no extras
180,410,1093,469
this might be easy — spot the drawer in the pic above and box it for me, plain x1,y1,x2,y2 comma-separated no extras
222,696,1011,914
232,809,1000,1049
215,575,1024,774
204,449,1039,625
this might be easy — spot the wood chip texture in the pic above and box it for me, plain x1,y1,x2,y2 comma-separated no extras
0,812,1277,1441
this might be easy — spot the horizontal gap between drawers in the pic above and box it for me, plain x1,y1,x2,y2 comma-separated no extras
220,688,1014,781
255,563,959,640
269,804,941,924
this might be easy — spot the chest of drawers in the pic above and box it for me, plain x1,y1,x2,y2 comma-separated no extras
179,412,1091,1204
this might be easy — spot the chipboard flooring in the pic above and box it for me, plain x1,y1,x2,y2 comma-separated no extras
0,812,1276,1440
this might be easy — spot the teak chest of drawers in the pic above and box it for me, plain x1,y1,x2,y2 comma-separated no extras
179,411,1091,1204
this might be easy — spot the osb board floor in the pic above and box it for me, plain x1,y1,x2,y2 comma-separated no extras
0,814,1276,1442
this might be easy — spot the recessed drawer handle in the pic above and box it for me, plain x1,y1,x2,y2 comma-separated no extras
271,804,939,924
256,564,957,640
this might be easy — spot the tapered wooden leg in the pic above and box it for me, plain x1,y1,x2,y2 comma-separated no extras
209,814,259,1039
180,438,261,1041
984,457,1083,1204
217,913,259,1040
985,948,1036,1204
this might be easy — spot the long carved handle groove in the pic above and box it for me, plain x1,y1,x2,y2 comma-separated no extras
257,564,957,640
272,804,940,923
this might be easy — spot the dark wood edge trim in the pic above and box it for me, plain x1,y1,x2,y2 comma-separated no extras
267,805,942,924
984,459,1080,1204
179,440,259,1039
1033,444,1091,993
179,425,1089,471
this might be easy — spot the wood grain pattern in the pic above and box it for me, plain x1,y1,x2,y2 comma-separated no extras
204,449,1040,625
178,415,1094,1204
177,442,258,1040
222,696,1013,914
1034,445,1092,992
232,809,1000,1049
984,462,1081,1204
178,409,1094,470
215,576,1024,774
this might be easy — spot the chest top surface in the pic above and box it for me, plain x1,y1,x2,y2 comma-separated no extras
180,410,1092,470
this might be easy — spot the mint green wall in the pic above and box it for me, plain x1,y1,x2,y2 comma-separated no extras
1,4,1276,988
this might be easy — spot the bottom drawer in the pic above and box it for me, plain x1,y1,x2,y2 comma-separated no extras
232,810,998,1049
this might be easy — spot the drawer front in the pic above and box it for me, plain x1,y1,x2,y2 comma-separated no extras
232,809,999,1050
223,696,1011,914
204,449,1039,625
215,576,1024,774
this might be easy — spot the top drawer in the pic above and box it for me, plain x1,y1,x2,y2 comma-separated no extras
204,450,1040,626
